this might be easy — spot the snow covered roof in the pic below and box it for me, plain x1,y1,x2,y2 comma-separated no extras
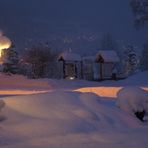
96,50,119,62
58,52,81,61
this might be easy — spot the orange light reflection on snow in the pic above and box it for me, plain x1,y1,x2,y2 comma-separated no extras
143,87,148,91
0,90,50,95
75,87,148,98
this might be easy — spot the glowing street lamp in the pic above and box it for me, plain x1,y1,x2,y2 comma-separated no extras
0,31,11,58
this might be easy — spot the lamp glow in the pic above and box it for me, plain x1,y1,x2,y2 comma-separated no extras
0,31,11,57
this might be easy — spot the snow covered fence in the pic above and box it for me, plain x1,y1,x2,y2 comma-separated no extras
116,87,148,121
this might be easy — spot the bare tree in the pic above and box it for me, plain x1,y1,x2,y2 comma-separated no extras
23,44,57,78
130,0,148,27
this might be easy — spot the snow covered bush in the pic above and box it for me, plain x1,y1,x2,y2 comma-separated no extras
116,87,148,121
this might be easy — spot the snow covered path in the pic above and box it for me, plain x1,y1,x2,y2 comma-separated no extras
0,72,148,148
0,91,148,148
0,72,147,98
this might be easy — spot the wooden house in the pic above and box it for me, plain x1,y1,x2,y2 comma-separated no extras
95,50,120,80
58,52,82,79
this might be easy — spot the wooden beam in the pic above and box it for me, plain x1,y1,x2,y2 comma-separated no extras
75,62,77,78
80,61,83,79
100,63,103,80
63,61,66,79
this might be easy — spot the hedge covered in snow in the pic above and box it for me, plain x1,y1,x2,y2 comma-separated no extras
116,87,148,121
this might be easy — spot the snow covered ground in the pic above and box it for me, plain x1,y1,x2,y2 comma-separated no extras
0,72,148,148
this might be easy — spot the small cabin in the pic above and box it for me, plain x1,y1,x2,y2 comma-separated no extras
58,52,82,79
95,50,119,80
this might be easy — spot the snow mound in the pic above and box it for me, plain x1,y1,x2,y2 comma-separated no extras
3,91,136,136
4,91,102,135
1,91,148,148
0,73,51,90
117,87,148,114
122,71,148,86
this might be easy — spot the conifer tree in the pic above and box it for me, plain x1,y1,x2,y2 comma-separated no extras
123,45,139,75
2,47,19,74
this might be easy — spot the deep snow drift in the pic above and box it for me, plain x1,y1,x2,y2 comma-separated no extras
0,72,148,148
117,87,148,115
1,91,148,148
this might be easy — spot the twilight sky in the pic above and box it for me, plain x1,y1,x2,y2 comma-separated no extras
0,0,147,53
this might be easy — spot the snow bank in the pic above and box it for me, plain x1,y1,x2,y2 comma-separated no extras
117,87,148,115
1,91,148,148
4,91,99,134
0,71,148,147
0,73,52,90
120,71,148,86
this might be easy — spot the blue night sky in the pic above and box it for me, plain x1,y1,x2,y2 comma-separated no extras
0,0,147,53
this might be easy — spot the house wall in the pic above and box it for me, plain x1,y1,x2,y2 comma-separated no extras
58,61,82,79
102,62,114,78
76,62,82,79
93,63,100,80
82,59,94,80
65,63,76,78
82,61,115,80
58,60,117,80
